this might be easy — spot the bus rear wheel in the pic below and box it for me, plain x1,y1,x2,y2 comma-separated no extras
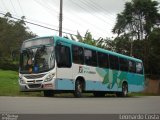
74,80,83,98
43,90,54,97
116,83,128,97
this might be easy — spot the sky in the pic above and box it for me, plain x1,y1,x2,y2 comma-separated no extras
0,0,160,39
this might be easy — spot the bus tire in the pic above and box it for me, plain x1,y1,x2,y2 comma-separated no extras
43,90,54,97
74,80,83,98
93,92,105,97
122,82,128,97
116,82,128,97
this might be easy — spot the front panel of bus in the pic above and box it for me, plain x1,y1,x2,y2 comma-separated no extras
19,37,56,91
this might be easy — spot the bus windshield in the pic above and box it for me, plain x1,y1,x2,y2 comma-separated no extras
20,46,55,74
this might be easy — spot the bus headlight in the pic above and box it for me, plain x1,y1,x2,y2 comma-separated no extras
19,77,26,84
44,74,55,82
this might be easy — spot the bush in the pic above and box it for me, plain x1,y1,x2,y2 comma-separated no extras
0,57,18,71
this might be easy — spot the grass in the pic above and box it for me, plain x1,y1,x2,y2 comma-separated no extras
128,92,160,97
0,69,42,96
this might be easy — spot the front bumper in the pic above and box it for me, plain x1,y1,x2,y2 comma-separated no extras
19,80,55,92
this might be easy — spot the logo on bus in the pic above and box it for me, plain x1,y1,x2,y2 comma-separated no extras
79,66,96,74
79,66,83,73
33,80,36,83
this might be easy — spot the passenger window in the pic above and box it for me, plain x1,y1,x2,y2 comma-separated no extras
98,52,109,68
136,62,143,74
109,55,119,70
129,60,136,73
84,49,97,67
72,45,84,64
119,58,128,72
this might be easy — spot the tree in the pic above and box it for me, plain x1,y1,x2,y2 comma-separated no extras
0,12,36,70
113,0,160,40
0,13,36,58
113,35,131,55
96,37,115,51
112,0,160,76
76,31,96,46
147,28,160,75
68,31,117,53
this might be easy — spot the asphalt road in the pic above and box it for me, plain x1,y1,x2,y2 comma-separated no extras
0,96,160,114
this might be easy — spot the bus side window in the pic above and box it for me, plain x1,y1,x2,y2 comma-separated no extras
129,60,136,73
119,57,129,72
84,49,97,67
72,45,84,64
136,62,143,74
98,52,109,68
56,44,71,68
109,55,119,70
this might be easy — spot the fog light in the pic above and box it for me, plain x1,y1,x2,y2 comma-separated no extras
19,78,25,84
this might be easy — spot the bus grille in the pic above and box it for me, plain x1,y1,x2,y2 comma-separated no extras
27,80,43,83
28,84,41,88
24,74,46,79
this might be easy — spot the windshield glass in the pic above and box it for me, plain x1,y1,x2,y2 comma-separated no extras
20,46,55,74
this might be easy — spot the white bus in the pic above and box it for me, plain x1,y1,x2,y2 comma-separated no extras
19,36,144,97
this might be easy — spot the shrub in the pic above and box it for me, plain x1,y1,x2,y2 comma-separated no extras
0,57,18,71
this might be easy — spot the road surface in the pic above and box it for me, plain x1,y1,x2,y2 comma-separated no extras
0,96,160,114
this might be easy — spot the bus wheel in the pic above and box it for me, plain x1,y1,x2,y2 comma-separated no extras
74,80,83,98
122,83,128,97
43,90,54,97
116,83,128,97
93,92,105,97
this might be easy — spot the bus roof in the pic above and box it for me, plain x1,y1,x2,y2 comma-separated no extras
23,36,142,62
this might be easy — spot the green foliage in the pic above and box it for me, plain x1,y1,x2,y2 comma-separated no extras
0,70,42,96
0,70,19,96
0,58,18,71
113,35,131,55
113,0,160,76
113,0,160,40
66,31,99,47
0,12,37,71
132,40,144,59
147,28,160,75
75,31,96,46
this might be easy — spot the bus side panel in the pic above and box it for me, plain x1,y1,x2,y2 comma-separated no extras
72,64,106,91
74,67,118,92
85,81,120,92
72,65,145,92
85,80,110,91
94,68,145,92
56,66,74,90
127,73,145,92
55,78,74,90
83,68,120,92
94,68,122,92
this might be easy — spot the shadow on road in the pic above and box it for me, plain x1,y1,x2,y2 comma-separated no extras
45,93,142,99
